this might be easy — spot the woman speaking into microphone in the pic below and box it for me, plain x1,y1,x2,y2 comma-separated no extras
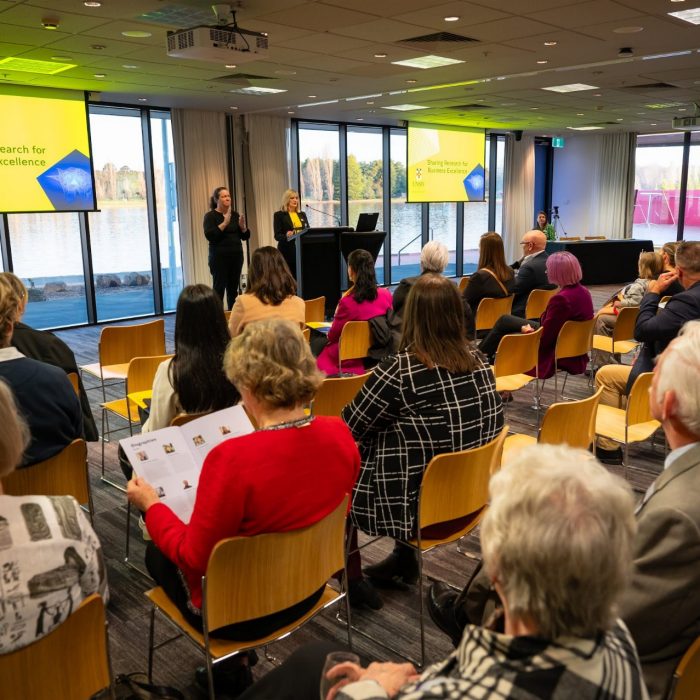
273,189,309,278
203,186,250,310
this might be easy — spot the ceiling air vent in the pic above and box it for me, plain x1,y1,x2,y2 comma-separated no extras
447,103,493,111
621,82,678,90
399,32,479,47
212,73,275,82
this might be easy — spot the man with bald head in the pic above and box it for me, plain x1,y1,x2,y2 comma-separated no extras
510,229,552,317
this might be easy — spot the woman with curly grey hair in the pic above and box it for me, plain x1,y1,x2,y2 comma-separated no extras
127,319,359,694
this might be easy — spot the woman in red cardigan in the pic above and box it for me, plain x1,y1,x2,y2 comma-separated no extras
127,319,360,693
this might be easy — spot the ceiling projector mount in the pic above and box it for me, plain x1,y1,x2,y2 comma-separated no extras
166,4,269,64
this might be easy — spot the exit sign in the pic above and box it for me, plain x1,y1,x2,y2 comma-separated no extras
552,137,565,148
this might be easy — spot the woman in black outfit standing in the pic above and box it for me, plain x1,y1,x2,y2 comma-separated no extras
203,186,250,309
273,189,309,279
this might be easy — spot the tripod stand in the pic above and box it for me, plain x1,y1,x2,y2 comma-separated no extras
551,207,568,238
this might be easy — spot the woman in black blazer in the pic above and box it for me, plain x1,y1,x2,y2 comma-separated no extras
273,189,309,278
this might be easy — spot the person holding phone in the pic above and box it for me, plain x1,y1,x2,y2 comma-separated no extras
203,186,250,309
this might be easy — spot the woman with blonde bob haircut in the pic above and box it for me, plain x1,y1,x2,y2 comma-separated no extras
128,318,359,693
0,380,108,653
273,188,310,277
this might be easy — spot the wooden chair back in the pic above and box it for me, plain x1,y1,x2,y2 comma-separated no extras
312,373,371,416
126,354,173,395
98,319,165,368
538,387,603,450
203,496,348,631
338,321,371,367
555,317,595,362
302,327,311,343
493,327,543,378
670,636,700,700
417,426,508,532
304,296,326,323
2,439,91,513
458,276,470,293
627,372,655,426
170,411,209,427
66,371,80,397
525,287,558,320
475,295,513,332
612,306,640,344
0,593,111,699
224,310,232,322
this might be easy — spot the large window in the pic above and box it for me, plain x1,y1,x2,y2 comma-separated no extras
684,132,700,241
0,104,182,330
298,124,340,227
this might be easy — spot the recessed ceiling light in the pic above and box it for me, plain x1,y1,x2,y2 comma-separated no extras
679,108,687,111
122,64,138,69
84,1,101,6
537,60,548,64
406,79,417,84
229,86,287,95
669,6,700,23
444,16,459,22
122,30,152,38
576,113,585,116
299,99,339,107
530,107,539,110
356,117,364,120
613,26,644,33
382,103,428,111
93,73,105,78
544,41,557,46
392,55,464,69
567,126,604,130
650,123,657,126
0,56,75,74
593,93,602,97
91,44,106,50
542,83,598,93
308,95,317,98
225,64,237,69
229,106,238,110
646,101,684,108
671,0,686,3
138,98,147,102
288,111,295,114
367,101,374,105
374,53,387,58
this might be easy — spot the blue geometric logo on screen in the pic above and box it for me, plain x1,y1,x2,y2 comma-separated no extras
37,149,94,211
463,163,485,201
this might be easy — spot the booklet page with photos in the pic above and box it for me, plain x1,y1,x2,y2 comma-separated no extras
120,405,254,522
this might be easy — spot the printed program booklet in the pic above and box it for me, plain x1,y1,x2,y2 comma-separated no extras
120,405,254,522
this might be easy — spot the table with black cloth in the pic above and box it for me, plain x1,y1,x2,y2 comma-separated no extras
545,239,654,285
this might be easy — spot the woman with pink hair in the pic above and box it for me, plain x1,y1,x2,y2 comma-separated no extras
479,251,593,379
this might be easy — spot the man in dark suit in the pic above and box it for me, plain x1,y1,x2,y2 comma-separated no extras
619,320,700,699
510,229,551,317
595,240,700,463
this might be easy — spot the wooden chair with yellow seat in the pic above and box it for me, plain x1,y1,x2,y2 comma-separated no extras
549,317,596,403
346,426,508,667
667,636,700,700
100,353,173,490
224,309,232,323
66,371,80,397
311,372,371,417
502,387,603,465
304,296,326,323
0,593,113,700
591,305,640,376
594,371,660,477
524,287,558,320
144,497,351,700
492,327,543,424
1,439,93,521
457,276,470,293
337,320,371,375
474,295,514,335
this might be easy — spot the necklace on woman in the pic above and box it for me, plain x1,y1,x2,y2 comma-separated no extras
256,415,314,432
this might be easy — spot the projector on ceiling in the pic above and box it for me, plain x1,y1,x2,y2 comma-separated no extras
166,25,269,64
672,116,700,131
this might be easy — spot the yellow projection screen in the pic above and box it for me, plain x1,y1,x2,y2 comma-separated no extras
0,86,96,213
407,123,485,203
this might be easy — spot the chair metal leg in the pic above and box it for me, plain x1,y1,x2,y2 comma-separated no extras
147,606,156,683
417,549,425,668
124,501,152,579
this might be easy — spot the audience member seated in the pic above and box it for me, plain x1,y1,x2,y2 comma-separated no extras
0,380,108,654
228,246,305,337
1,272,98,443
341,274,503,608
619,320,700,699
392,241,449,318
0,277,82,467
239,444,646,700
430,324,700,700
463,232,515,318
479,252,594,382
317,249,392,376
510,229,552,318
595,240,700,464
661,241,685,297
593,251,664,366
127,319,359,695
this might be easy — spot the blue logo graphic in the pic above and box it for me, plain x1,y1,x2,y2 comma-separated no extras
463,163,485,201
37,149,94,211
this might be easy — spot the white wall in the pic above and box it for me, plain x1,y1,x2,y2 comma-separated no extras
551,135,600,238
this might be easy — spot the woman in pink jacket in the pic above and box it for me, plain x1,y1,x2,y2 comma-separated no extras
317,249,392,376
